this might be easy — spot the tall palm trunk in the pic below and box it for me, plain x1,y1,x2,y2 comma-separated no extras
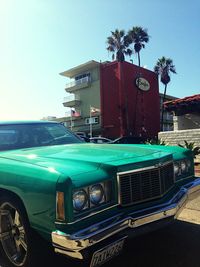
161,84,167,131
138,52,141,67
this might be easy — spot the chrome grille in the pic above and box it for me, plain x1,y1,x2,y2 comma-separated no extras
118,162,174,206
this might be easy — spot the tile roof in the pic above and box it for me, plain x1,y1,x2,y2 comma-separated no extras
164,94,200,109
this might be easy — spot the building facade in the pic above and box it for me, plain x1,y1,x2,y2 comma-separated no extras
59,60,174,138
164,94,200,130
100,61,160,138
159,94,200,164
159,93,177,132
60,61,101,135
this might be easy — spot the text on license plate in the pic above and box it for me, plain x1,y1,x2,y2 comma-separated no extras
90,237,126,267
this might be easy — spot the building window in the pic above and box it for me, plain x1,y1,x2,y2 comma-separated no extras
163,123,173,131
75,73,90,81
71,73,91,87
85,117,99,125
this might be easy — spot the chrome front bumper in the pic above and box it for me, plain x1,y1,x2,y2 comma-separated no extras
52,178,200,260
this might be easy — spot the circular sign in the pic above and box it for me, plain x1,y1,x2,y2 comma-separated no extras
135,77,150,91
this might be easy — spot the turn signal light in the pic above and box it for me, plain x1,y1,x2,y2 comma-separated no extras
56,191,65,221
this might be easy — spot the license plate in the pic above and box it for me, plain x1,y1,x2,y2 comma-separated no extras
90,237,126,267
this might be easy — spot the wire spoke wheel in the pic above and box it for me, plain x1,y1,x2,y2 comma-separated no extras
0,202,28,266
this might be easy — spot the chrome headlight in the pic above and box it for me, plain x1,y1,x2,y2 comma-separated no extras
90,184,104,205
73,181,112,214
186,159,192,169
174,159,192,180
174,162,180,176
180,160,187,173
73,190,88,211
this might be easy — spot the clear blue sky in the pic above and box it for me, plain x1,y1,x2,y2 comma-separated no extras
0,0,199,120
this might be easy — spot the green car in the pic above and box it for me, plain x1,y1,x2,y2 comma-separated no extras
0,121,199,267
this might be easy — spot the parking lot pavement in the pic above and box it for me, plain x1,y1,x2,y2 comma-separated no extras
1,197,200,267
178,194,200,224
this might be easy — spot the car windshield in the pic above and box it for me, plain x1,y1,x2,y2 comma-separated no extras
0,123,83,151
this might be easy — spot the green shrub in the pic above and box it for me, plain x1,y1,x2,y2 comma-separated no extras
178,140,200,158
146,138,166,145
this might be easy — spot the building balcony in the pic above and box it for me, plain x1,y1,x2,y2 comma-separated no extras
65,76,91,93
63,95,81,108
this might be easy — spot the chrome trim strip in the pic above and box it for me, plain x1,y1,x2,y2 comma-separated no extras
52,178,200,260
117,160,173,176
54,248,83,260
64,204,119,225
175,175,194,182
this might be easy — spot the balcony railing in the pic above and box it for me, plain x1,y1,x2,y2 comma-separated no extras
63,94,81,108
66,76,90,89
63,95,80,102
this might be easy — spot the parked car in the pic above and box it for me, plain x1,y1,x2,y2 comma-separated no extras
74,131,87,138
74,131,90,142
111,136,146,144
78,135,90,142
89,137,112,144
0,121,199,267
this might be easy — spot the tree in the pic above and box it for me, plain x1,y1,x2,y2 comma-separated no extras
106,29,132,62
154,57,177,131
128,26,149,67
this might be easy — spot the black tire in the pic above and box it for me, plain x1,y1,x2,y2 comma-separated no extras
0,196,36,267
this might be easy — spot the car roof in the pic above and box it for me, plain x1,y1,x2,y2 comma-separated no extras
0,121,59,125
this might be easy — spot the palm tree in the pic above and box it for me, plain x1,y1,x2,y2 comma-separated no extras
128,26,149,66
106,29,132,62
154,57,177,131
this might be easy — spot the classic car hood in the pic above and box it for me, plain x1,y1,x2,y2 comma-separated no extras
0,143,177,177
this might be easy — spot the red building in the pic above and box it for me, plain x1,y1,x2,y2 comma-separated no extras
100,61,160,138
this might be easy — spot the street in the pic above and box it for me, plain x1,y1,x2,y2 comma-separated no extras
1,197,200,267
